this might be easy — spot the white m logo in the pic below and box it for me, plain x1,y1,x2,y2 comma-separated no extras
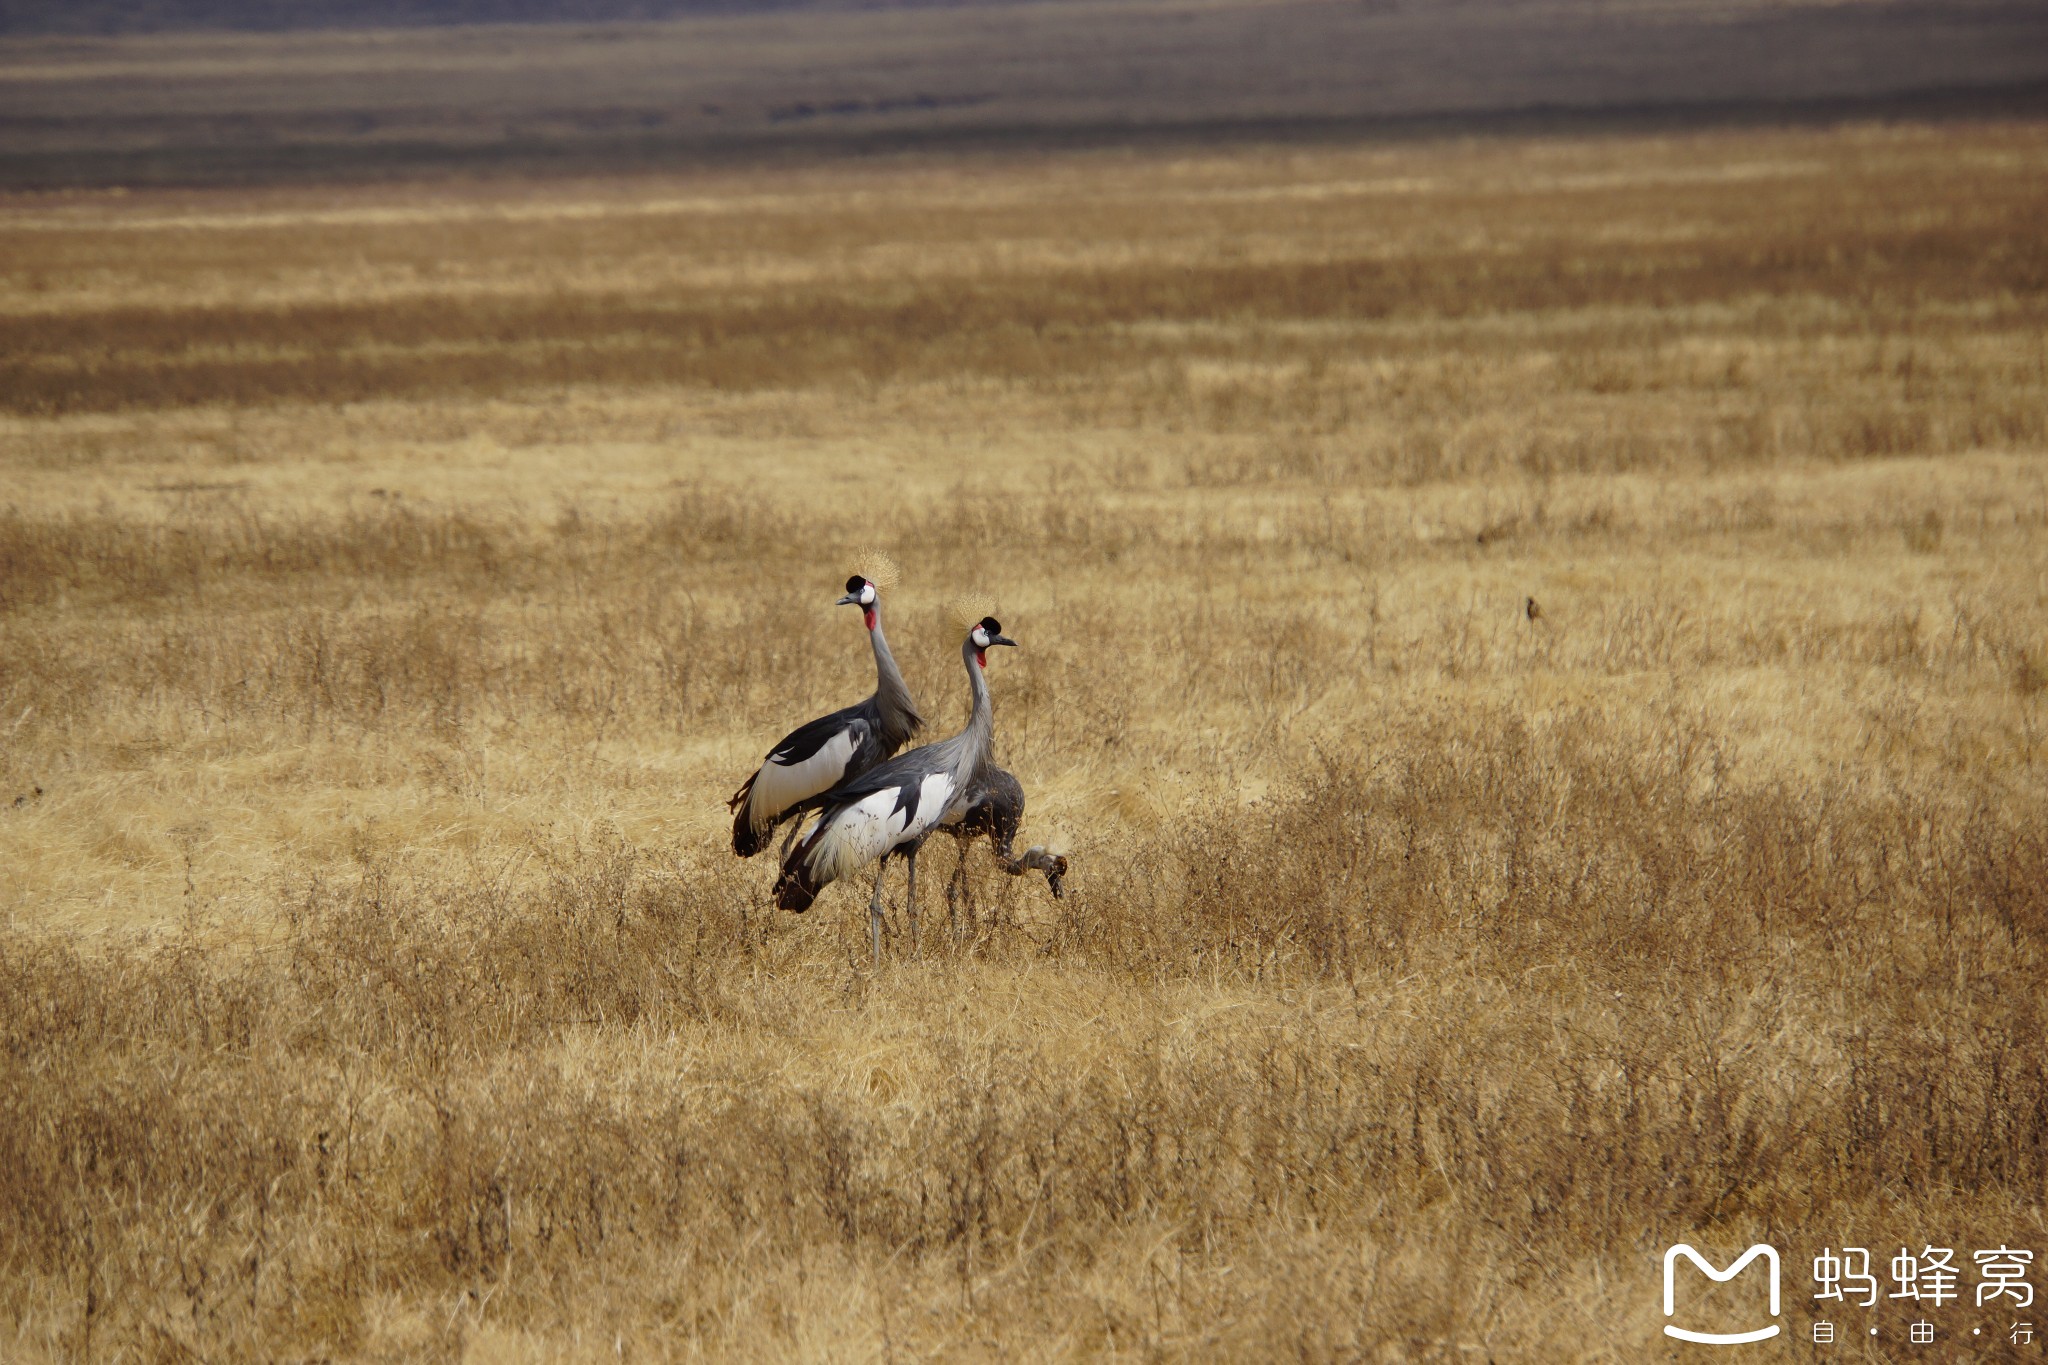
1662,1244,1781,1345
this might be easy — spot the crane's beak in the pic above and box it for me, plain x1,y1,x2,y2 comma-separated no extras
990,635,1017,648
834,593,861,606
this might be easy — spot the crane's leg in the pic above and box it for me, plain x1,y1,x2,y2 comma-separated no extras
905,847,921,958
946,847,966,940
961,847,980,934
868,858,889,963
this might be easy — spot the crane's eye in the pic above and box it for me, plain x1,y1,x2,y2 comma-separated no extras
860,583,876,606
971,626,990,647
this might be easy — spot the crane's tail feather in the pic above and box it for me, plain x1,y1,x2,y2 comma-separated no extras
774,861,824,913
774,833,829,912
729,774,769,857
733,809,768,858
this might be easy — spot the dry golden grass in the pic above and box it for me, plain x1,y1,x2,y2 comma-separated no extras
2,119,2047,1361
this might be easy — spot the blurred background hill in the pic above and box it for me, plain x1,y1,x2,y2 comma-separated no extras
3,0,859,30
3,0,2047,186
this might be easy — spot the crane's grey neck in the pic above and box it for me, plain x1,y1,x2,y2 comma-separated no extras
919,634,998,825
959,633,995,767
867,604,923,747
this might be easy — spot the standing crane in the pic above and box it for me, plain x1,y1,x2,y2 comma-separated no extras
939,765,1067,937
728,555,922,858
775,603,1016,959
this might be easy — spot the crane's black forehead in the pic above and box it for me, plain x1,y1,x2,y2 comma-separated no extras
846,575,866,594
979,616,1002,634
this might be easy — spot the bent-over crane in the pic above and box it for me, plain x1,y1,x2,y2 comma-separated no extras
939,765,1067,935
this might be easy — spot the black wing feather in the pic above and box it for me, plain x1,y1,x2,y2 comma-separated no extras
766,703,868,767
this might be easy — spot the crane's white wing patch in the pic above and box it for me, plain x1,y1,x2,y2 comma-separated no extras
909,772,955,831
808,772,956,884
747,726,861,830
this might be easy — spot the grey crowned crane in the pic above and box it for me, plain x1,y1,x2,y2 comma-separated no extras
939,766,1067,935
775,603,1015,958
727,555,923,858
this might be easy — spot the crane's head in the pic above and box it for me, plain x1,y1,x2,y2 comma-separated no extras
836,551,901,630
969,616,1017,668
836,575,880,629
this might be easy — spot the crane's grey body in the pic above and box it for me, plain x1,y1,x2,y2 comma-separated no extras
728,580,922,858
944,766,1028,856
776,619,1013,956
939,765,1067,933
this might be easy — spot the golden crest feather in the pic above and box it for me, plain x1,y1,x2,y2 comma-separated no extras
947,591,1000,634
848,548,902,590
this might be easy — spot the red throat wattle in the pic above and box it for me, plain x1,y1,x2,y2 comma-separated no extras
975,649,987,669
863,607,877,631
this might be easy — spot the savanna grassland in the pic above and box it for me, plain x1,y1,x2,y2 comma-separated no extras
3,117,2048,1361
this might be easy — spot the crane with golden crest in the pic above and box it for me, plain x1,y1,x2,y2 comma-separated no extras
727,552,924,860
